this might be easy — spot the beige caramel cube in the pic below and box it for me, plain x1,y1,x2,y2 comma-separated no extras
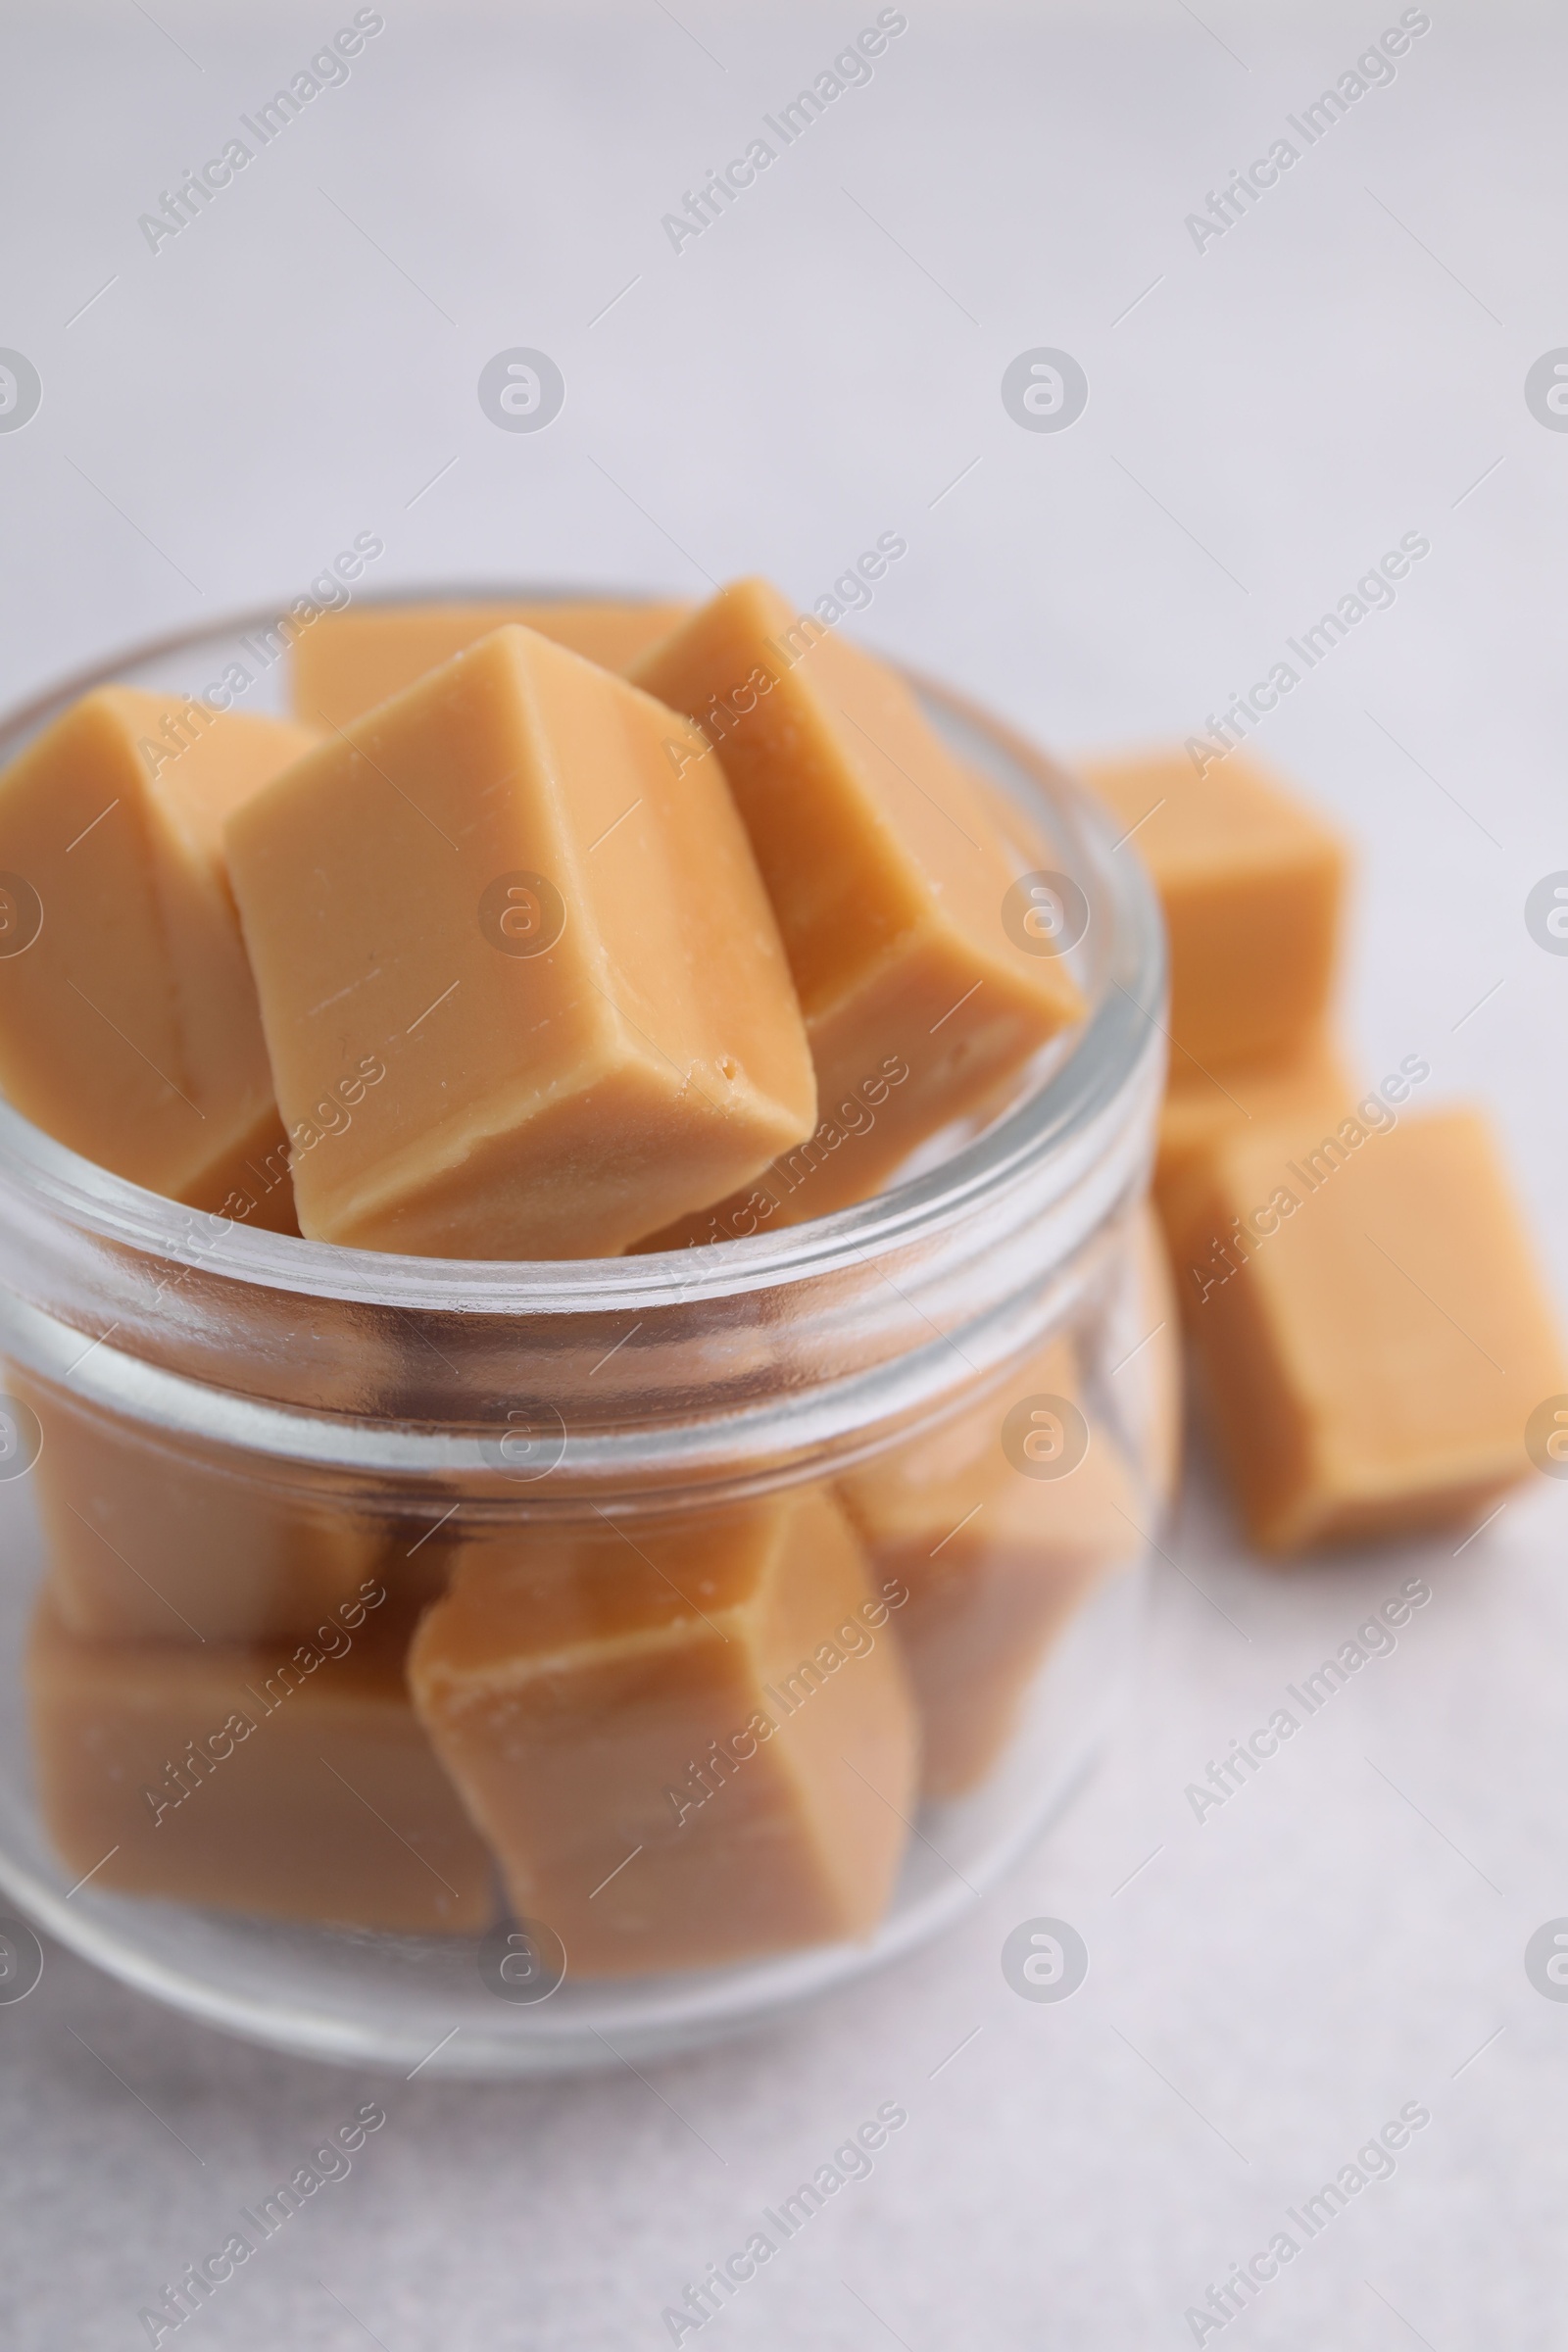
30,1600,494,1932
631,579,1084,1237
839,1340,1143,1795
1155,1031,1356,1276
16,1377,413,1646
225,624,815,1257
292,600,692,730
1084,748,1346,1071
0,690,313,1224
408,1490,917,1977
1157,1031,1353,1191
1177,1105,1566,1551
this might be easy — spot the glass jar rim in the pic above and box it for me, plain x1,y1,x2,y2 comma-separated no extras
0,592,1167,1494
0,591,1163,1308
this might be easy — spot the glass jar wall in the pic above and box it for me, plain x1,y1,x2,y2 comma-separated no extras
0,603,1171,2074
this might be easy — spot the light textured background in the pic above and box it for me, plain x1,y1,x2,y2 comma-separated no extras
4,3,1568,2343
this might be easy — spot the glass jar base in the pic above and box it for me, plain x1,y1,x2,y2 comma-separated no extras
0,1566,1141,2077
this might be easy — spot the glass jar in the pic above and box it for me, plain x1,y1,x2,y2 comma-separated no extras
0,597,1172,2076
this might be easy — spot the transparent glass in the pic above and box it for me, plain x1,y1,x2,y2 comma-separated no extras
0,595,1172,2076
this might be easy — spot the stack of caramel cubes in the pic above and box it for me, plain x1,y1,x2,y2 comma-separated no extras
3,584,1158,1970
1086,748,1564,1554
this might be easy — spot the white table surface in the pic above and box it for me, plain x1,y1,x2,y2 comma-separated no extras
4,3,1567,2342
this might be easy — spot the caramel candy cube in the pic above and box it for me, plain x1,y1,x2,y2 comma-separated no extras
29,1600,495,1932
408,1490,917,1977
1177,1106,1566,1552
1083,749,1346,1070
1158,1031,1352,1192
18,1378,404,1646
0,691,313,1224
225,625,815,1257
292,600,692,730
631,579,1084,1234
840,1341,1142,1796
1154,1031,1354,1271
